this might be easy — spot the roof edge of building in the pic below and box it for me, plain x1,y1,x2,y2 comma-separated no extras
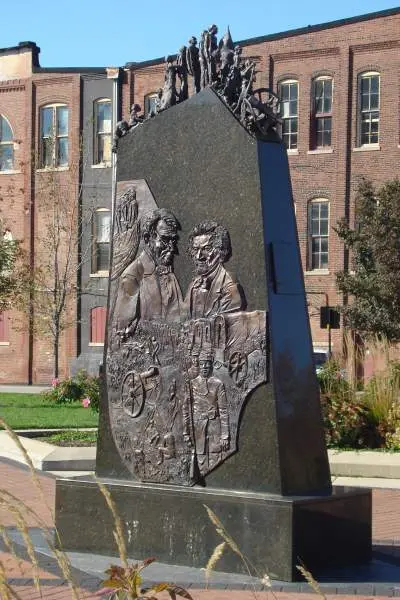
125,6,400,68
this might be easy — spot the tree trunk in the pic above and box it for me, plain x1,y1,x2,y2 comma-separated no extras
54,331,59,379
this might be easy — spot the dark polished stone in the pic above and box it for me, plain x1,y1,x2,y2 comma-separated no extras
55,477,372,582
97,88,331,495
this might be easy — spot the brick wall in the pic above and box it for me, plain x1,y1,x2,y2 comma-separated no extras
0,78,31,382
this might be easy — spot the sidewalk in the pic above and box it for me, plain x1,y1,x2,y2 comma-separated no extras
1,458,400,599
0,384,50,393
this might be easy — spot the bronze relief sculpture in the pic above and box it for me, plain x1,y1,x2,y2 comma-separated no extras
107,181,268,486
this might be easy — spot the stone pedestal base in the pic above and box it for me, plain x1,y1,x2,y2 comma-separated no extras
55,477,371,582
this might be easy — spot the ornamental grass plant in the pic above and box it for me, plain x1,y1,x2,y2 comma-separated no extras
0,418,193,600
318,334,400,450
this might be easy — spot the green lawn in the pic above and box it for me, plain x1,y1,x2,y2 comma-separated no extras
0,393,99,429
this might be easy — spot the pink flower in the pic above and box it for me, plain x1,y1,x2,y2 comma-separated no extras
51,378,60,387
82,397,91,408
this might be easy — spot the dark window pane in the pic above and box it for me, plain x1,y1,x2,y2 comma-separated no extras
320,203,328,218
57,138,68,166
291,83,298,100
323,92,332,113
289,99,297,116
320,220,328,235
57,107,68,136
311,238,320,254
96,243,110,271
323,129,331,146
281,84,289,101
361,92,370,111
0,145,13,170
370,132,379,144
370,93,379,110
0,117,13,142
42,138,53,167
370,75,379,93
360,77,370,93
41,107,53,137
320,253,328,269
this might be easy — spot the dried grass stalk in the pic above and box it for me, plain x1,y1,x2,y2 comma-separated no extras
0,525,25,576
95,476,128,567
0,559,24,600
205,541,226,582
297,564,327,599
0,418,53,520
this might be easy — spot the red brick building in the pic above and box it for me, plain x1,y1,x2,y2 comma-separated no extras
0,7,399,382
0,42,110,383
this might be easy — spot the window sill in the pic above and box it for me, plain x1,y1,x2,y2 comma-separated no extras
0,170,22,175
307,148,333,155
91,163,111,169
36,166,69,172
287,149,299,156
305,270,330,276
88,342,104,347
0,341,10,346
90,272,109,278
353,145,381,152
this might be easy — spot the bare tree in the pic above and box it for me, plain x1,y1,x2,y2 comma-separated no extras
21,155,106,378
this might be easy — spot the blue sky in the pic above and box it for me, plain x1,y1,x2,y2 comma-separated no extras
2,1,399,67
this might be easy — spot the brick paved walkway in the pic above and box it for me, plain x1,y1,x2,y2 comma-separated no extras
1,459,400,599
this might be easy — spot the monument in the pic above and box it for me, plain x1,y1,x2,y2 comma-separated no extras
55,26,371,581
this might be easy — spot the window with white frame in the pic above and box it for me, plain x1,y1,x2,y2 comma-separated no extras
0,115,14,171
40,104,69,167
279,80,298,150
359,72,380,146
94,99,112,164
308,200,329,270
92,208,111,273
312,77,333,148
144,93,159,116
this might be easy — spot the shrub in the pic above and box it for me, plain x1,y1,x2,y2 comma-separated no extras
363,360,400,447
43,369,100,412
318,359,368,448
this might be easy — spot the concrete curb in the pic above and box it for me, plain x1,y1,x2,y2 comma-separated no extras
0,431,96,471
329,449,400,479
1,432,400,483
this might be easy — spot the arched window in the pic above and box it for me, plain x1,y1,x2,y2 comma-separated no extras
308,199,329,270
144,93,159,116
0,115,14,171
358,72,380,146
94,98,112,165
40,104,69,167
279,80,298,150
92,208,111,273
90,306,106,344
311,76,333,149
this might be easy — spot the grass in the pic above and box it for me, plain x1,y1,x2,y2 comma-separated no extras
36,430,97,446
0,393,98,429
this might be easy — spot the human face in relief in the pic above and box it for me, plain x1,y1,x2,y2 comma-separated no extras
150,219,178,266
199,358,213,378
191,234,220,276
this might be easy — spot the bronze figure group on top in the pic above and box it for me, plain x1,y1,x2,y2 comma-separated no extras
112,24,281,151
